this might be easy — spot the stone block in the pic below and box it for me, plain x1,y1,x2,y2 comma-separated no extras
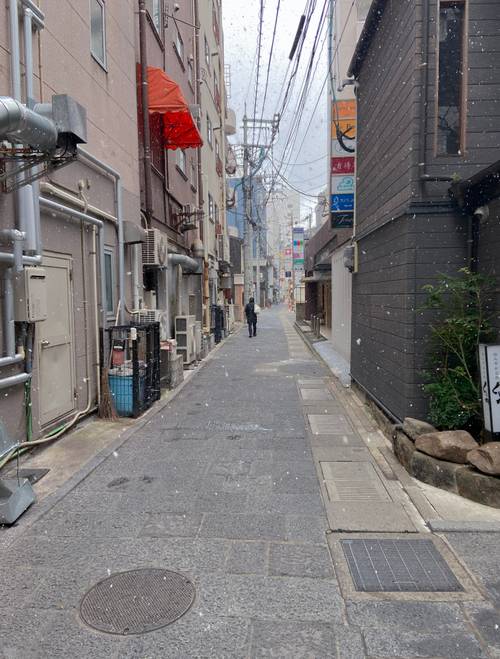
415,430,479,464
456,466,500,509
410,450,465,493
402,417,436,441
393,429,416,471
468,442,500,475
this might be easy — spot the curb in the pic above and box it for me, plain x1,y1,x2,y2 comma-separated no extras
0,326,241,548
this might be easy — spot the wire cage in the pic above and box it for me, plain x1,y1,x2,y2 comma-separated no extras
107,323,160,418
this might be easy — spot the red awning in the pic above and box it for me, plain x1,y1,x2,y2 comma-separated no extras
147,66,203,150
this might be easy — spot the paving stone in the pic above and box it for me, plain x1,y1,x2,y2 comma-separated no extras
139,512,204,538
346,600,466,631
362,628,486,658
199,513,288,541
225,541,268,574
268,543,334,578
300,388,334,401
326,501,416,532
464,602,500,652
309,414,354,435
125,614,251,659
284,515,329,544
198,573,344,623
310,433,364,447
246,491,325,516
249,620,337,657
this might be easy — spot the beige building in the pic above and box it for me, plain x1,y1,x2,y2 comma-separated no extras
0,0,141,445
197,0,232,325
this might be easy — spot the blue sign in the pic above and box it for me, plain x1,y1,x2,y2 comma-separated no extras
331,193,354,212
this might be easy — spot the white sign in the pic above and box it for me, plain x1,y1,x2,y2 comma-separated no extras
331,137,357,157
479,344,500,434
331,175,355,194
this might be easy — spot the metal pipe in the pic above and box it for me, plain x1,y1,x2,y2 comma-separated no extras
0,252,41,265
417,0,430,187
168,253,200,273
9,0,21,100
138,0,153,222
23,9,34,103
39,182,117,224
19,0,44,26
0,355,24,368
77,147,125,324
0,372,31,390
3,268,16,357
0,97,58,150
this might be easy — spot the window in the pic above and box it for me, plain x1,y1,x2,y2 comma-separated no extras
215,139,220,158
191,160,197,188
214,203,219,225
90,0,106,68
147,0,162,33
188,58,194,86
104,250,114,315
174,28,184,61
208,193,214,221
176,149,187,176
437,1,466,155
207,115,213,146
204,36,210,68
150,113,164,174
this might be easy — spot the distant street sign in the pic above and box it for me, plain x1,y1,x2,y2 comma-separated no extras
332,157,355,174
331,193,354,212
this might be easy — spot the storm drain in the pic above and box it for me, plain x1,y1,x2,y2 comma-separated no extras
341,539,463,593
80,569,195,635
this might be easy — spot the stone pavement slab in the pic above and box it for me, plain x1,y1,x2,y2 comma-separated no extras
1,307,498,658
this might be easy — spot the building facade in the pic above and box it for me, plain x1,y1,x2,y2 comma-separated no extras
0,0,141,444
349,0,500,421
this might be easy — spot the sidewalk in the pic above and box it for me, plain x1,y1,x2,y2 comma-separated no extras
0,307,499,657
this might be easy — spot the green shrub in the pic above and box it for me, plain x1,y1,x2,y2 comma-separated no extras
421,268,496,431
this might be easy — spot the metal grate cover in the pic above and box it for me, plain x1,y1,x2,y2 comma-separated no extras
80,568,195,635
341,539,463,592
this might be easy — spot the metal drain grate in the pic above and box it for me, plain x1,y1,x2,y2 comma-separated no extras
341,539,463,592
80,569,195,635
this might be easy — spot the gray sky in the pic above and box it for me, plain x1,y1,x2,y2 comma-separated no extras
223,0,328,215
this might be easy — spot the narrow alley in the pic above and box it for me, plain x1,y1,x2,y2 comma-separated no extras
1,308,499,658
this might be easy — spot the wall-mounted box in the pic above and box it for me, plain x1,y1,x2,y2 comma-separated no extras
14,267,47,322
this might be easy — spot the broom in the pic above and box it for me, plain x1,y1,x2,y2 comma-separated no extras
98,302,120,420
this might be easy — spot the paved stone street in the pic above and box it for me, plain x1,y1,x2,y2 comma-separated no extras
1,307,500,658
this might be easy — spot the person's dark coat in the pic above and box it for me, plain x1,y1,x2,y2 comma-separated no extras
244,301,257,323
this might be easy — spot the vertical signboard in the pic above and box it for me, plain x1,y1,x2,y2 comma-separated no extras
479,344,500,436
292,227,305,271
331,99,356,229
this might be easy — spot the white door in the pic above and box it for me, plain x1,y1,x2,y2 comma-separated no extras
331,247,352,363
38,254,75,426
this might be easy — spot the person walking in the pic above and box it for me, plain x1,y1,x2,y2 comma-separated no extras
244,297,258,338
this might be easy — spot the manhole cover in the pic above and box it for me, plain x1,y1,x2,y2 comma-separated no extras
341,539,463,592
80,569,195,635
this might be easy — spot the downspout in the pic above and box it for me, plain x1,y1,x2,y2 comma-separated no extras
77,147,125,324
138,0,153,223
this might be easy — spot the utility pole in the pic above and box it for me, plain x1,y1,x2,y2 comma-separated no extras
242,114,253,303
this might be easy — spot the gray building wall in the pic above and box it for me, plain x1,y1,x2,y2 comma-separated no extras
351,0,500,422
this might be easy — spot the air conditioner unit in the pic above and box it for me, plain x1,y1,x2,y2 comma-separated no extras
142,228,168,266
135,309,170,340
175,315,196,364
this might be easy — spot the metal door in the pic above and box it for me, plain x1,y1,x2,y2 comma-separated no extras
331,247,352,363
38,254,75,426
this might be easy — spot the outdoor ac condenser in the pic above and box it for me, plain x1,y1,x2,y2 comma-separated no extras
135,310,169,340
175,315,196,364
142,228,168,267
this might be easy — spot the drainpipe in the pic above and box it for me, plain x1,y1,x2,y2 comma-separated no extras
138,0,153,223
77,147,125,324
0,230,25,368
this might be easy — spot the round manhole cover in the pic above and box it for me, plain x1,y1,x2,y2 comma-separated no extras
80,568,195,635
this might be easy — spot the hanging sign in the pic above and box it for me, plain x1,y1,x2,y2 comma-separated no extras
331,97,356,229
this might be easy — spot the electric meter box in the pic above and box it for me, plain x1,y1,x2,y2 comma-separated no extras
14,267,48,322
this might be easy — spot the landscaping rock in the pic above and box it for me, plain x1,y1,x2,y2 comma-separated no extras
393,429,416,472
402,418,436,442
410,450,465,493
468,443,500,476
415,430,479,464
456,467,500,509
